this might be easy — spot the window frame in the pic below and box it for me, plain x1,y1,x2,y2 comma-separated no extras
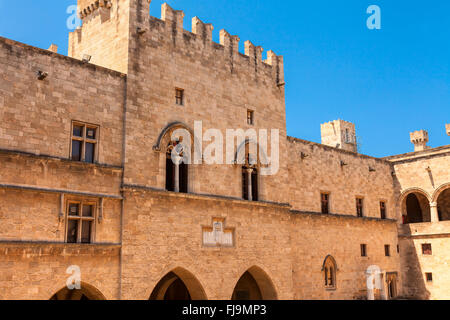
320,192,330,214
70,121,100,164
323,256,337,290
380,201,387,219
175,88,184,106
421,243,432,255
65,198,97,244
356,197,364,217
385,244,391,257
247,110,254,126
360,244,367,257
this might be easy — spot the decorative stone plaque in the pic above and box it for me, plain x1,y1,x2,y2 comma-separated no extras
202,218,234,247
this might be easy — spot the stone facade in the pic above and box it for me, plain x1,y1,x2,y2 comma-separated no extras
0,0,448,300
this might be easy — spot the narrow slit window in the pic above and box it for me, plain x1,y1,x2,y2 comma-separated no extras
380,201,387,219
356,198,364,217
385,245,391,257
361,244,367,257
321,193,330,214
247,110,254,125
175,88,184,105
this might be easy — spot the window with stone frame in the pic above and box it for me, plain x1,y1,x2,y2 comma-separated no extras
165,139,188,193
422,243,432,255
247,110,254,125
356,197,364,217
175,88,184,106
323,256,337,290
380,201,387,219
321,193,330,214
66,200,96,244
385,245,391,257
71,121,99,163
242,149,258,202
361,244,367,257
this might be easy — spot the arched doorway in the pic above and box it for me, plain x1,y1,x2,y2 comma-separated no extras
149,268,207,300
437,188,450,221
403,192,431,224
50,282,106,300
231,266,277,300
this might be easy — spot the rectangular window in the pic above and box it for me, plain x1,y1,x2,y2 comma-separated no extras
321,193,330,214
422,244,432,255
175,88,184,105
385,245,391,257
356,198,364,217
361,244,367,257
380,201,387,219
425,273,433,282
66,200,96,244
71,122,99,163
247,110,254,125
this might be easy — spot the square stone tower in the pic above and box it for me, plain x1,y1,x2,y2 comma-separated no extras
446,124,450,136
320,120,357,153
410,130,430,152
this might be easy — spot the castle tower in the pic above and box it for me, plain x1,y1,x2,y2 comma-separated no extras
410,130,430,152
68,0,151,74
320,120,358,153
446,124,450,136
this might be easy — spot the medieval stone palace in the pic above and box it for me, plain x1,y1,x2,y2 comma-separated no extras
0,0,449,300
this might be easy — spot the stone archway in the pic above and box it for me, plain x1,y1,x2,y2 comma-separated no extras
149,267,207,300
436,187,450,221
231,266,277,300
50,282,106,300
400,190,431,224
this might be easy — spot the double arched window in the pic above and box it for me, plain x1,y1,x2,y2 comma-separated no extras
241,143,259,201
165,139,188,193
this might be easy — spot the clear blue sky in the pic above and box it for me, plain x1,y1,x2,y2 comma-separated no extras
0,0,448,157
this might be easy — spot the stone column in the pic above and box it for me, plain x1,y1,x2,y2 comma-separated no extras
246,168,253,201
174,155,182,193
430,202,440,223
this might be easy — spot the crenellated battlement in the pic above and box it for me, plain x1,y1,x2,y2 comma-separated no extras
78,0,112,19
70,0,284,83
148,2,284,84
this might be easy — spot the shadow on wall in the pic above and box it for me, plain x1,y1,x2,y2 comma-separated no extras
399,235,431,300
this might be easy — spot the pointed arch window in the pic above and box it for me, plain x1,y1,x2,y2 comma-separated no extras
166,139,188,193
242,151,259,201
322,256,337,290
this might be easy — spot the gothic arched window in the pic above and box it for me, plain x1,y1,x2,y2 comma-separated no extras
242,151,258,201
166,139,188,193
322,256,337,290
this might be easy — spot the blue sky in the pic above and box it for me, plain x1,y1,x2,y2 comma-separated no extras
0,0,448,157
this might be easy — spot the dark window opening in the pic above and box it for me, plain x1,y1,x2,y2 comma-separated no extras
380,201,387,219
71,122,98,163
356,198,364,217
425,273,433,282
175,88,184,105
422,244,432,255
361,244,367,257
321,193,329,214
385,245,391,257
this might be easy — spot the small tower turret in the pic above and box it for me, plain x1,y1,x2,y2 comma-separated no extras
321,120,357,153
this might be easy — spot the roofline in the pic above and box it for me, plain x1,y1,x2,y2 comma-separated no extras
287,136,392,165
0,36,126,78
